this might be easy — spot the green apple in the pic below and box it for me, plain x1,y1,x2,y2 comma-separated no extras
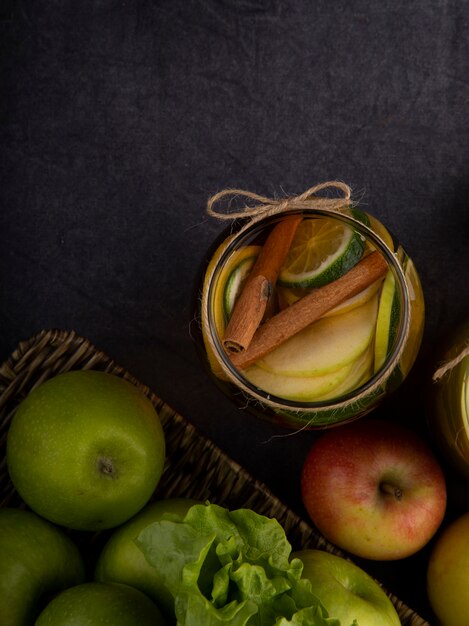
6,370,166,531
35,582,167,625
294,549,401,626
257,295,378,376
95,498,197,619
427,512,469,626
0,507,85,626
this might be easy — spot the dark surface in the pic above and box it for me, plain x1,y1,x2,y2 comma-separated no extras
1,1,469,622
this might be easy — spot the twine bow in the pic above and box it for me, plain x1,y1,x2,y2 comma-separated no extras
207,181,352,222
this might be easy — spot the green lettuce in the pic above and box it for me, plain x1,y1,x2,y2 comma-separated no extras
136,502,344,626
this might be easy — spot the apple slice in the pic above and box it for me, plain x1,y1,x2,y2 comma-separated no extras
316,344,374,401
243,357,360,402
257,295,378,377
244,344,374,402
374,270,400,373
243,346,373,403
277,278,381,318
322,279,381,319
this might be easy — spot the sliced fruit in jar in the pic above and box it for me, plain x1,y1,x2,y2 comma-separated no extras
223,251,258,322
244,344,374,402
201,236,235,380
399,255,425,377
316,343,374,401
278,217,365,288
257,295,378,377
374,269,401,373
367,214,395,252
277,278,381,318
201,240,260,379
211,244,262,334
245,356,357,402
324,279,381,318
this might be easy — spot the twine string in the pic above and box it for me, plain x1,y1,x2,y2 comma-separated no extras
206,181,352,222
433,343,469,382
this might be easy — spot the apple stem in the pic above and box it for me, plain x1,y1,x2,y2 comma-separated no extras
380,482,403,501
98,456,116,478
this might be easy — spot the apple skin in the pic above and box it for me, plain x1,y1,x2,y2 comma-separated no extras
294,549,401,626
95,497,197,619
427,512,469,626
301,418,447,560
0,507,85,626
35,582,167,625
6,370,166,531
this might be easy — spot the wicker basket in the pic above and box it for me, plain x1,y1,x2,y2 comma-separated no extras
0,329,430,625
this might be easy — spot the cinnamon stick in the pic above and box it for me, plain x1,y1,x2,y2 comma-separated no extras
223,215,303,353
230,250,388,370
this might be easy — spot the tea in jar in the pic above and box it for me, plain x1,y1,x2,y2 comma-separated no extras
198,183,424,429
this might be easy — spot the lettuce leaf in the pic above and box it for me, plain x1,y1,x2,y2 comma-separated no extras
136,502,344,626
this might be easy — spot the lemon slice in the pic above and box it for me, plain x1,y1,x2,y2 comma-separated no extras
374,270,401,373
278,218,365,288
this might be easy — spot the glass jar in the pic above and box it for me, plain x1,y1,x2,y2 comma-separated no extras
427,321,469,480
196,205,424,429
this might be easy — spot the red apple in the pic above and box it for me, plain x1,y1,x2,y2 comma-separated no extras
301,418,447,560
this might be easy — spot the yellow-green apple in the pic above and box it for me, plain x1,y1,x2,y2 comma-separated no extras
301,418,447,559
0,507,85,626
95,498,197,618
294,549,401,626
6,370,165,531
35,582,167,625
427,512,469,626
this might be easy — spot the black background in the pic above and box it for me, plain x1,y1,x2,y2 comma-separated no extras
2,1,469,622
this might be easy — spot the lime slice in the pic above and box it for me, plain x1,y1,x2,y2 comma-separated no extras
223,254,258,322
201,240,260,380
210,244,261,333
374,270,401,373
278,218,365,288
339,206,371,227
